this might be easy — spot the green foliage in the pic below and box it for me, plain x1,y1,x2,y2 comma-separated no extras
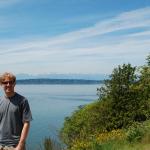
92,141,116,150
146,54,150,66
66,120,150,150
97,63,150,130
138,55,150,102
42,137,63,150
126,122,145,143
43,137,53,150
126,120,150,144
60,101,111,146
60,54,150,148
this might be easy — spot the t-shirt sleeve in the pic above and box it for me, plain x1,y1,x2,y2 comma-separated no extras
22,99,33,122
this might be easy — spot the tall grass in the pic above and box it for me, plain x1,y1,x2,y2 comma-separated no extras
39,137,64,150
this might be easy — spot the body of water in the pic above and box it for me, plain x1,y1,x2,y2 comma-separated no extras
2,84,101,150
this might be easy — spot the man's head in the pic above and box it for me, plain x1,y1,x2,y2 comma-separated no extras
0,72,16,97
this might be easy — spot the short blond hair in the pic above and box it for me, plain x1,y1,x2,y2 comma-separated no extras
0,72,16,84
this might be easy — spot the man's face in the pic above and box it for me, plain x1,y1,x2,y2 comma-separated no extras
1,77,15,96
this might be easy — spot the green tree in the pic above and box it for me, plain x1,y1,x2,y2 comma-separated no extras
146,54,150,66
134,54,150,120
97,61,150,130
98,64,141,130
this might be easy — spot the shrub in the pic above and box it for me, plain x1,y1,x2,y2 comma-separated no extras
60,100,111,147
96,129,125,143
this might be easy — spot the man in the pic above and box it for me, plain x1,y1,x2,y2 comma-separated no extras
0,72,32,150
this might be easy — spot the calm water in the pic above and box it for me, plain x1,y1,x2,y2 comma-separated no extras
4,84,100,150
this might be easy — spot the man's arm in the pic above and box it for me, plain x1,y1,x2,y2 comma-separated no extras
15,122,30,150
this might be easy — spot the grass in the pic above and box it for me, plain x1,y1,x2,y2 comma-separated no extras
90,140,150,150
67,120,150,150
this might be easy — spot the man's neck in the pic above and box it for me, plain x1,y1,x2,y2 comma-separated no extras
5,92,15,98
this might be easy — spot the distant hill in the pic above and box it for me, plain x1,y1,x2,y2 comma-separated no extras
16,73,108,80
16,79,103,84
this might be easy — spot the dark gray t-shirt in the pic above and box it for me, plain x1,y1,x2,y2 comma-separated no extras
0,92,32,146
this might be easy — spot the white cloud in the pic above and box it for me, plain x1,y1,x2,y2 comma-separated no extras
0,7,150,74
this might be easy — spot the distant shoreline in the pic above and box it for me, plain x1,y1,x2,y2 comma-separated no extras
16,79,104,85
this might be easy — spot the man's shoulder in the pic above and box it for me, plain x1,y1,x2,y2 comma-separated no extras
15,92,26,99
14,93,28,103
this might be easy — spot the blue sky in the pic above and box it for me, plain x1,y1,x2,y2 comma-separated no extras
0,0,150,75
